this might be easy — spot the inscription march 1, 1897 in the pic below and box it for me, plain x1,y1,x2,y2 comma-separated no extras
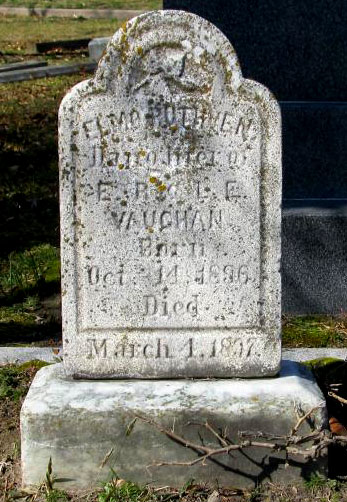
59,10,282,378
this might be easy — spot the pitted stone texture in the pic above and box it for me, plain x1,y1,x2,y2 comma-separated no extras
59,10,282,378
21,362,327,489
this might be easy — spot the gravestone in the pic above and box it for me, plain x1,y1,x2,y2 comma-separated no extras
21,11,327,489
59,9,281,379
162,0,347,197
162,0,347,315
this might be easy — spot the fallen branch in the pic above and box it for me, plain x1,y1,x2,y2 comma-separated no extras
133,413,347,469
328,391,347,405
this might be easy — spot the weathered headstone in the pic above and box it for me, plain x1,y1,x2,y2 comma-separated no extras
59,9,281,379
21,11,327,490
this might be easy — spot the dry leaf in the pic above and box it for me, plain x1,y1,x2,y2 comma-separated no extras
329,416,347,436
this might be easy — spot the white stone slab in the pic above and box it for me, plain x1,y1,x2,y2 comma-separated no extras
0,347,62,365
21,361,327,489
59,11,282,378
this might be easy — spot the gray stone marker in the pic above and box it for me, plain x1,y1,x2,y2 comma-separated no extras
21,11,327,490
59,9,282,379
0,60,47,73
21,361,327,489
88,37,110,62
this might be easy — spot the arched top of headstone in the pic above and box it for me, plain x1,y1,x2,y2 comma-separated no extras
94,10,243,95
59,9,281,379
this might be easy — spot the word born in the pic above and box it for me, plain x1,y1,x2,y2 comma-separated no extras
139,238,204,258
87,336,256,360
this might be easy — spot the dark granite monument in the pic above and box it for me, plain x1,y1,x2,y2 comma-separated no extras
164,0,347,313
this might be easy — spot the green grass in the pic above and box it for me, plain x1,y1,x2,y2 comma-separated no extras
282,315,347,347
0,29,100,343
0,0,161,8
0,360,48,401
0,296,40,323
0,244,61,344
98,479,152,502
0,294,61,345
0,74,87,257
0,244,60,296
303,357,347,387
45,490,68,502
0,16,122,56
0,244,60,344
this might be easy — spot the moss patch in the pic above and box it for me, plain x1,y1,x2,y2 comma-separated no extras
282,315,347,348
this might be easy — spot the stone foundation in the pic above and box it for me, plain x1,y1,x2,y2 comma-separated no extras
21,361,327,490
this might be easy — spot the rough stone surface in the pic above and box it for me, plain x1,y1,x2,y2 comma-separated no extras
88,37,110,62
282,201,347,314
163,0,347,101
82,42,347,200
21,361,327,490
59,10,282,379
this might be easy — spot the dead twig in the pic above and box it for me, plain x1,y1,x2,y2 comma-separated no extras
328,391,347,405
200,421,230,447
238,429,322,445
290,403,324,435
134,413,347,469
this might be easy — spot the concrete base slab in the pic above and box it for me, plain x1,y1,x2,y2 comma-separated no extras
21,361,327,490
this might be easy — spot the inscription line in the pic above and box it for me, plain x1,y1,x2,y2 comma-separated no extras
81,326,261,333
